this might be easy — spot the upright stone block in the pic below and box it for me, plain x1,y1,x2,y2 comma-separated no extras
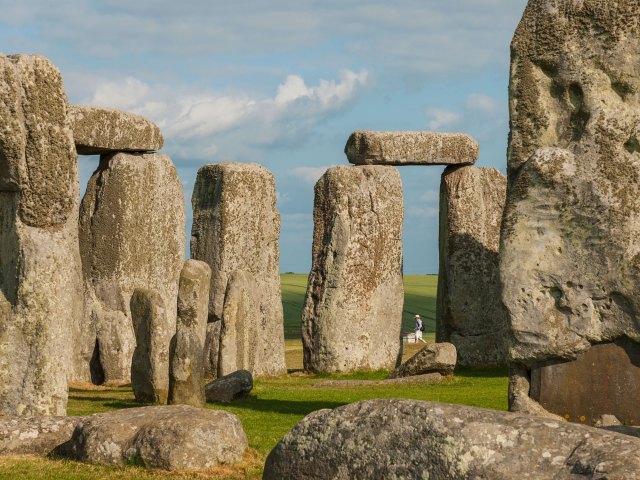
436,165,507,367
0,54,83,415
168,328,206,408
130,289,170,404
302,165,404,373
177,260,211,348
501,0,640,422
79,152,185,384
191,163,285,377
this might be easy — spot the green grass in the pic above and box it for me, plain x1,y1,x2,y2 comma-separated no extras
281,273,439,339
0,274,508,479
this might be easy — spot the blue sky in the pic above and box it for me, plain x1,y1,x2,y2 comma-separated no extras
1,0,528,273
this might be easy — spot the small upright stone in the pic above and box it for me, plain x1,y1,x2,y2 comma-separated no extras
436,166,507,367
345,131,478,166
68,105,163,155
130,289,170,404
191,163,286,377
168,329,205,408
302,165,404,373
0,54,83,416
177,260,211,348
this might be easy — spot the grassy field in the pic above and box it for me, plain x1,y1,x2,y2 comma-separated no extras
0,274,508,480
281,273,438,339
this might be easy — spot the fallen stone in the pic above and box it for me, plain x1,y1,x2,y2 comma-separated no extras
0,54,83,415
168,328,205,408
130,289,170,404
205,370,253,403
0,416,80,456
502,1,640,420
218,270,259,377
314,373,442,388
263,399,640,479
344,131,478,166
437,165,507,368
79,152,185,384
388,343,456,379
302,165,404,373
177,260,211,349
56,405,247,470
191,163,286,377
68,105,163,155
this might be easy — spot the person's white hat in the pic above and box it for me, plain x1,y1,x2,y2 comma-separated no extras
415,314,420,318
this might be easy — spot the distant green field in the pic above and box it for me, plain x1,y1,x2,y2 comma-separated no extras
281,274,438,340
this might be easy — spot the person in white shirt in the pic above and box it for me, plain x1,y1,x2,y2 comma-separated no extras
414,314,426,343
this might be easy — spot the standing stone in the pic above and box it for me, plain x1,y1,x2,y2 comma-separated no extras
130,289,170,404
167,260,210,407
345,131,478,166
501,1,640,421
218,270,260,377
79,152,185,384
0,54,83,415
302,165,404,373
177,260,211,348
191,163,286,377
436,165,507,367
203,321,222,378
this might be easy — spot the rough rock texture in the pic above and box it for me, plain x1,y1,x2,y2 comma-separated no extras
345,131,478,166
57,405,247,470
264,399,640,480
205,370,253,403
388,342,456,379
191,163,285,377
0,416,80,455
302,165,404,373
78,152,185,384
130,289,170,404
177,260,211,348
204,321,222,378
168,328,205,408
218,270,259,377
0,54,83,415
437,165,507,367
68,105,163,155
501,1,640,419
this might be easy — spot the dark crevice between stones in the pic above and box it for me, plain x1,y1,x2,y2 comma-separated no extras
89,338,105,385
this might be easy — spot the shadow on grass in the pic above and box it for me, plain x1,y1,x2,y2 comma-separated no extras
455,367,509,379
214,397,346,416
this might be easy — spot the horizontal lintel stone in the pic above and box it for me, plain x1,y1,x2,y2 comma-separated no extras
344,131,478,166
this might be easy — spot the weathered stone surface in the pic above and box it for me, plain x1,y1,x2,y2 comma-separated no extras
302,165,404,373
437,165,507,367
388,342,456,379
191,163,285,377
57,405,247,470
530,339,640,425
502,1,640,419
130,289,170,404
177,260,211,348
264,399,640,480
345,131,478,166
205,370,253,403
68,105,163,155
168,328,205,408
0,54,83,415
0,416,80,455
218,270,259,377
204,321,222,378
78,152,185,384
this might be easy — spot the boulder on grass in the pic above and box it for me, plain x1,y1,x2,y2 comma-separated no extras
263,399,640,480
0,416,81,455
57,405,247,470
205,370,253,403
388,342,456,379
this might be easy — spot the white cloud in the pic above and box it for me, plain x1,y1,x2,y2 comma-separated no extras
426,108,461,130
83,70,368,161
408,206,439,219
289,166,337,185
466,93,499,112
